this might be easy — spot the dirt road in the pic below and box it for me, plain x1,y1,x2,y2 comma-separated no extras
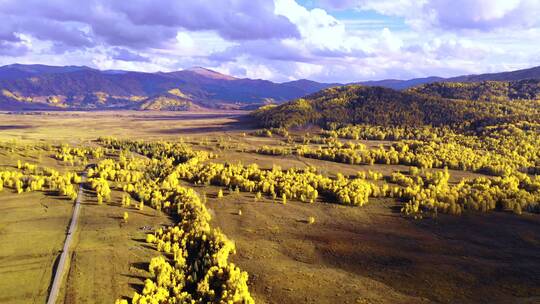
46,171,86,304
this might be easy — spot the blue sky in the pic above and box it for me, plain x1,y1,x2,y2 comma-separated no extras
0,0,539,83
299,0,408,29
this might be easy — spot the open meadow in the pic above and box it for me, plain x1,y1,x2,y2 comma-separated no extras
0,111,538,304
3,2,540,303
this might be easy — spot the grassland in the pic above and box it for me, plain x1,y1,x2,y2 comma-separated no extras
0,111,539,304
0,146,82,304
0,111,249,142
59,188,172,303
0,192,73,304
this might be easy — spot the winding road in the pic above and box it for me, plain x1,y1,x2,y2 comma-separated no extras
46,170,86,304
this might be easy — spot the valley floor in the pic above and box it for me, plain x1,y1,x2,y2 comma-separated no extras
207,191,540,304
0,111,538,304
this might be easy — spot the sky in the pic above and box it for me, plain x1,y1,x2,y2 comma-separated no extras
0,0,539,83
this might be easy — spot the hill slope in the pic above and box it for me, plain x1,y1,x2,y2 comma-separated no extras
448,66,540,82
408,79,540,101
359,77,444,90
253,84,540,129
357,66,540,90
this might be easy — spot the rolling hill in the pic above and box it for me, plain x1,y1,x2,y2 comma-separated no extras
253,84,540,129
447,65,540,82
358,76,444,90
357,66,540,90
408,79,540,101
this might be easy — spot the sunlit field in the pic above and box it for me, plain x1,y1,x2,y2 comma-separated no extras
3,0,540,303
0,111,538,304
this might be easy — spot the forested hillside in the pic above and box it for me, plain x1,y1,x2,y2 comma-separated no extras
408,79,540,101
253,84,540,129
357,65,540,90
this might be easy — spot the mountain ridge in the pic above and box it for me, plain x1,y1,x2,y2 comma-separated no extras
2,63,540,111
357,66,540,90
0,64,338,110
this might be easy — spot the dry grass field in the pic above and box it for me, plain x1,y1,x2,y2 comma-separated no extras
0,111,251,143
0,111,538,304
58,189,172,303
0,147,84,304
0,192,73,304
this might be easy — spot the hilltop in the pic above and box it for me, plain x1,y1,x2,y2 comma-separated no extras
254,83,540,129
356,65,540,90
407,79,540,101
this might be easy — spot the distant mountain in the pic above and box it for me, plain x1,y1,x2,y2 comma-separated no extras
0,64,93,80
358,77,444,90
0,64,337,111
408,79,540,101
448,66,540,82
281,79,341,93
181,67,237,80
355,66,540,90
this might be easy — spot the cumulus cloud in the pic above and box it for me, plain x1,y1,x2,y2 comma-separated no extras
112,1,300,40
425,0,540,31
405,38,489,60
319,0,540,31
0,0,300,51
206,0,374,71
111,48,149,62
209,40,312,63
0,40,29,56
275,0,349,50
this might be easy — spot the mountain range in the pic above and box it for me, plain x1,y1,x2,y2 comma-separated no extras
1,63,540,111
0,64,336,111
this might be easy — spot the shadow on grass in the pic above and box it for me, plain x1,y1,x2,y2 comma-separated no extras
152,115,258,135
122,273,147,280
131,262,149,271
46,251,62,296
43,191,73,201
131,237,147,243
128,283,144,294
139,243,155,250
389,204,403,214
0,125,34,130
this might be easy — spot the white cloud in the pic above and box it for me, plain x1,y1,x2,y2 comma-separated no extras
378,28,403,52
275,0,348,50
322,0,540,31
